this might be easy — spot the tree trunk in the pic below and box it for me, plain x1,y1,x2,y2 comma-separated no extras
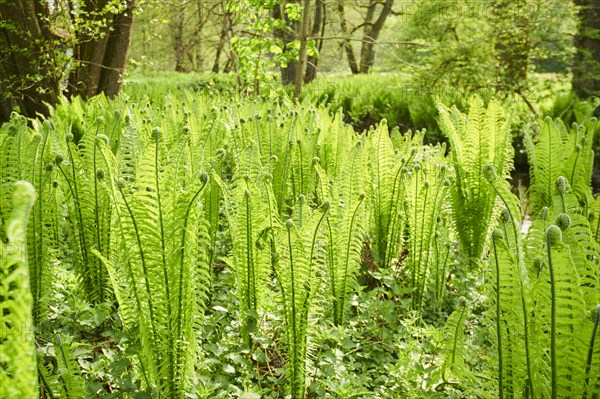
492,0,532,93
573,0,600,98
273,2,300,85
294,0,313,98
173,6,186,72
213,1,232,73
359,0,394,74
338,1,359,74
305,0,325,83
70,0,136,99
98,0,136,97
0,0,61,122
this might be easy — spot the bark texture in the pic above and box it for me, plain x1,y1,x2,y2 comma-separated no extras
338,0,394,74
0,0,61,122
69,0,136,99
573,0,600,98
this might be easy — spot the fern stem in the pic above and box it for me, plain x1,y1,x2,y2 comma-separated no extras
415,180,430,310
583,305,600,399
326,219,337,319
153,133,175,397
491,232,504,399
546,227,558,399
338,194,365,325
93,141,105,302
307,202,329,281
174,178,208,386
33,129,50,323
594,207,600,244
117,185,159,351
489,177,535,398
244,188,256,341
412,169,419,289
64,141,92,293
286,220,300,399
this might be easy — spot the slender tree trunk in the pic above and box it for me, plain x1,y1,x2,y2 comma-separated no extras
0,0,61,122
359,0,394,74
492,0,532,93
98,0,136,97
173,6,186,72
338,1,359,74
213,1,232,73
305,0,325,83
573,0,600,98
69,0,111,98
274,2,300,85
294,0,313,98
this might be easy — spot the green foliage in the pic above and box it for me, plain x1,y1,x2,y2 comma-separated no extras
220,143,277,342
0,181,37,399
318,140,367,325
439,97,513,262
97,120,212,397
1,82,598,399
485,169,600,399
405,145,449,309
367,123,415,269
275,205,328,399
525,115,598,213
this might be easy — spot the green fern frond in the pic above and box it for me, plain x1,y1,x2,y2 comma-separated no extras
542,225,590,398
490,229,533,398
368,122,414,268
97,125,211,397
276,204,328,399
439,97,513,261
441,301,469,382
485,163,536,398
405,151,449,309
0,181,38,399
320,141,367,325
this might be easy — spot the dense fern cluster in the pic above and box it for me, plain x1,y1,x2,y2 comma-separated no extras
0,91,598,398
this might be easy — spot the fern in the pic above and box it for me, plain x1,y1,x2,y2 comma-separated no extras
0,181,38,399
98,126,211,398
221,143,276,342
27,120,62,324
405,148,449,309
275,201,329,399
485,163,535,398
367,122,415,268
318,140,367,325
490,228,533,398
439,97,513,261
583,304,600,399
37,336,86,399
544,224,589,398
526,116,597,214
441,301,469,383
56,122,115,304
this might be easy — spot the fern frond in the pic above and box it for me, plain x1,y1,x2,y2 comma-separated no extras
439,97,512,261
441,302,469,382
545,225,590,398
368,122,413,267
0,181,38,399
320,141,367,325
490,229,532,398
276,206,327,399
405,150,449,309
